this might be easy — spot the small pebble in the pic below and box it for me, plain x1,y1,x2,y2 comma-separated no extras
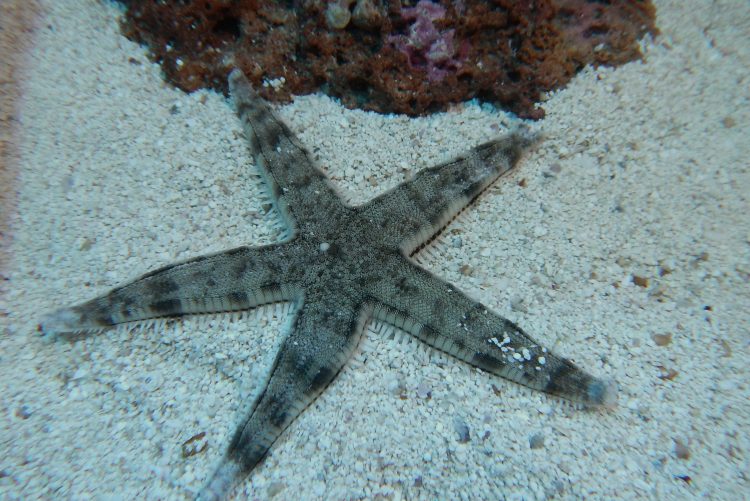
181,431,208,458
718,380,736,392
453,416,471,443
529,432,545,449
651,333,672,346
15,405,32,420
267,482,286,498
510,296,527,312
632,275,649,287
416,381,432,399
537,403,553,415
674,439,690,460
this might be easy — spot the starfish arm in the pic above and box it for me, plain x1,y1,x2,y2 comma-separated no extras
357,131,539,254
366,260,617,407
228,69,346,234
39,243,302,335
198,297,370,501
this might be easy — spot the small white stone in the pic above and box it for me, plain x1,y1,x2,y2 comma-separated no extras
537,403,553,415
718,380,736,392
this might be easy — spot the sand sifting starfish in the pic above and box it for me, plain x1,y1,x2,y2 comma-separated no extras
40,69,616,500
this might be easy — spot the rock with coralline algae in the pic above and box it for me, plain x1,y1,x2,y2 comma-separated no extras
119,0,657,118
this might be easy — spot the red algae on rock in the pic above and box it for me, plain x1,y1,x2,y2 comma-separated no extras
118,0,656,118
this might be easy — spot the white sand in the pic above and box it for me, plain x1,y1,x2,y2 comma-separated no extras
1,0,748,499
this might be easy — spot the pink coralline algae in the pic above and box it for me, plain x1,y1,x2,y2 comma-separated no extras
119,0,657,119
388,0,469,82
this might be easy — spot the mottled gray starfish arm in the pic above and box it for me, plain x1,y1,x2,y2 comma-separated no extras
229,70,345,234
358,132,538,254
39,244,301,335
198,297,371,501
366,260,616,407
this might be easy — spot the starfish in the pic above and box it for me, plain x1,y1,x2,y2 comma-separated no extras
40,69,616,500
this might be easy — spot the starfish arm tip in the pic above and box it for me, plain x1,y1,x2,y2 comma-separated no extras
512,125,544,149
587,377,619,409
38,307,82,336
